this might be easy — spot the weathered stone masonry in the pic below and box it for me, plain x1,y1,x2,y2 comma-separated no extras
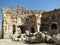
2,6,42,38
41,9,60,35
2,6,60,39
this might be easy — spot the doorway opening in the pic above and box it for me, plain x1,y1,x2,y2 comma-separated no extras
31,27,35,33
17,26,26,34
51,23,57,30
13,25,16,34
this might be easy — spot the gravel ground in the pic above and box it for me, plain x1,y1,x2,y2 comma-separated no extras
0,39,55,45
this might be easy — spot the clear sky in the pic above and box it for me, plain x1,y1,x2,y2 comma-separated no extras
0,0,60,30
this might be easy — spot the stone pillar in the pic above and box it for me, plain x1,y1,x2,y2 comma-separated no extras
39,15,42,32
36,14,42,32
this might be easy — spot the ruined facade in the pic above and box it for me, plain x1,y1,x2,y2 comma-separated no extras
41,9,60,35
2,6,42,38
2,6,60,39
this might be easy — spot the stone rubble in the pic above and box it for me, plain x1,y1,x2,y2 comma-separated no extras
11,30,60,44
54,34,60,45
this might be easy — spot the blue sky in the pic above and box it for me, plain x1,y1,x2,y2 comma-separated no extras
0,0,60,29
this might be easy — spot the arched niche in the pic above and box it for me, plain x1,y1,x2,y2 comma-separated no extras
49,22,57,30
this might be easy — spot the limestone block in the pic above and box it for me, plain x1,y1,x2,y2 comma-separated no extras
55,34,60,44
41,33,45,38
45,35,52,41
18,38,23,41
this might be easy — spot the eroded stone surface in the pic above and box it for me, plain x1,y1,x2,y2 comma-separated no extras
2,6,60,39
2,6,42,39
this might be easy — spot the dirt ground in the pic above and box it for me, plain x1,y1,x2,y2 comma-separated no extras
0,39,55,45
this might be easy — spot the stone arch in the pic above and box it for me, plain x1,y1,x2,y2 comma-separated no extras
49,22,57,30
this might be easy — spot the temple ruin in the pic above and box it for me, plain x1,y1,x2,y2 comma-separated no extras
2,6,43,38
2,6,60,39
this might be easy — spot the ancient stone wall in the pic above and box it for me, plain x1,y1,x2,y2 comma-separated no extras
2,6,60,38
2,6,42,38
41,9,60,35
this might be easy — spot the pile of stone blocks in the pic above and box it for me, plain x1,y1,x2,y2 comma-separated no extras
11,30,60,44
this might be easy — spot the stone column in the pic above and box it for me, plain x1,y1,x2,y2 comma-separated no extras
36,14,42,32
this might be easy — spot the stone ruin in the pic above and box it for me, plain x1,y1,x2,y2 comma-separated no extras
1,5,60,44
2,6,43,39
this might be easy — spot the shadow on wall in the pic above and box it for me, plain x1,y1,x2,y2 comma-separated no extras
0,30,2,39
